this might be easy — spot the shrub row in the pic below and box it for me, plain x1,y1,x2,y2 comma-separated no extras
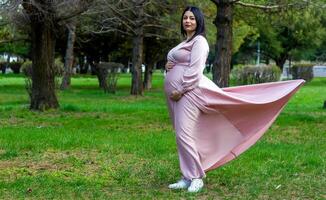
231,65,281,85
291,64,314,82
95,62,123,93
21,58,64,77
21,59,64,99
0,62,23,74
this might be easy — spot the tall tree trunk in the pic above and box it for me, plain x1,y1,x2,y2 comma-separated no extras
130,2,144,95
275,54,288,70
30,21,59,110
131,33,144,95
212,2,233,87
60,21,77,90
143,61,154,90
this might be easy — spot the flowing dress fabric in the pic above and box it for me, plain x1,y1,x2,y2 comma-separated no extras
164,35,305,180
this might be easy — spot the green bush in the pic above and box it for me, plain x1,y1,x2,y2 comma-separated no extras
21,59,63,77
21,61,33,98
21,58,63,99
96,62,123,93
0,62,6,74
54,58,64,77
8,62,22,74
231,64,281,85
291,64,314,82
21,60,33,77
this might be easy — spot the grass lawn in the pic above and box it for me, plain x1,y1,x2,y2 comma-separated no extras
0,73,325,199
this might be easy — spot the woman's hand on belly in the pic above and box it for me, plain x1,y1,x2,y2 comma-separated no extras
165,61,175,71
170,90,183,101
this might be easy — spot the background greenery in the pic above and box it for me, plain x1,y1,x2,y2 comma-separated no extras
0,73,325,199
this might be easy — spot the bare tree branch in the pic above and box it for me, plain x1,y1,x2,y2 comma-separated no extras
105,3,137,27
56,0,94,22
235,1,310,11
0,22,10,27
230,0,241,3
144,32,177,39
0,38,28,44
91,28,132,36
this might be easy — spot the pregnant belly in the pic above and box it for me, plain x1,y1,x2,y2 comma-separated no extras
164,65,186,95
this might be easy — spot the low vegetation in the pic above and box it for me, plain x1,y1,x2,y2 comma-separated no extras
0,73,325,199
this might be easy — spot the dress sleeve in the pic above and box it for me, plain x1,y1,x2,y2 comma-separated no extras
177,36,209,94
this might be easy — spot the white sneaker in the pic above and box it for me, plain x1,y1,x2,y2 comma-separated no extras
168,179,191,189
187,178,204,193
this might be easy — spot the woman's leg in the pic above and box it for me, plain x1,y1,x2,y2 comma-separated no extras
174,96,205,180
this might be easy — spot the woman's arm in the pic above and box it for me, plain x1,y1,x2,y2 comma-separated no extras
177,36,209,94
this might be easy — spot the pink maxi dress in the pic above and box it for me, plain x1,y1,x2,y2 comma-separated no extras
164,35,305,180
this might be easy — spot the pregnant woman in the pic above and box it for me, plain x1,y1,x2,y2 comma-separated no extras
164,6,305,193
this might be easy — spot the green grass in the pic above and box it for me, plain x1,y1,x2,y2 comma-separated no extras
0,73,325,199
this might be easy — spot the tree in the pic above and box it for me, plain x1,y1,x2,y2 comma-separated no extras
87,0,179,95
258,7,326,68
130,0,145,95
231,1,326,68
60,19,77,90
143,37,177,90
209,0,311,87
1,0,93,110
0,24,30,66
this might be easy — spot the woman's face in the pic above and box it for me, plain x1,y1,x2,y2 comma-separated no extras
182,11,197,35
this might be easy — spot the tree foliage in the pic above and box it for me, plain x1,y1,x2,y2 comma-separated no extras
0,0,94,111
0,24,29,57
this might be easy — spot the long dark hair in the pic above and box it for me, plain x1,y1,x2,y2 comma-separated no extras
180,6,206,42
